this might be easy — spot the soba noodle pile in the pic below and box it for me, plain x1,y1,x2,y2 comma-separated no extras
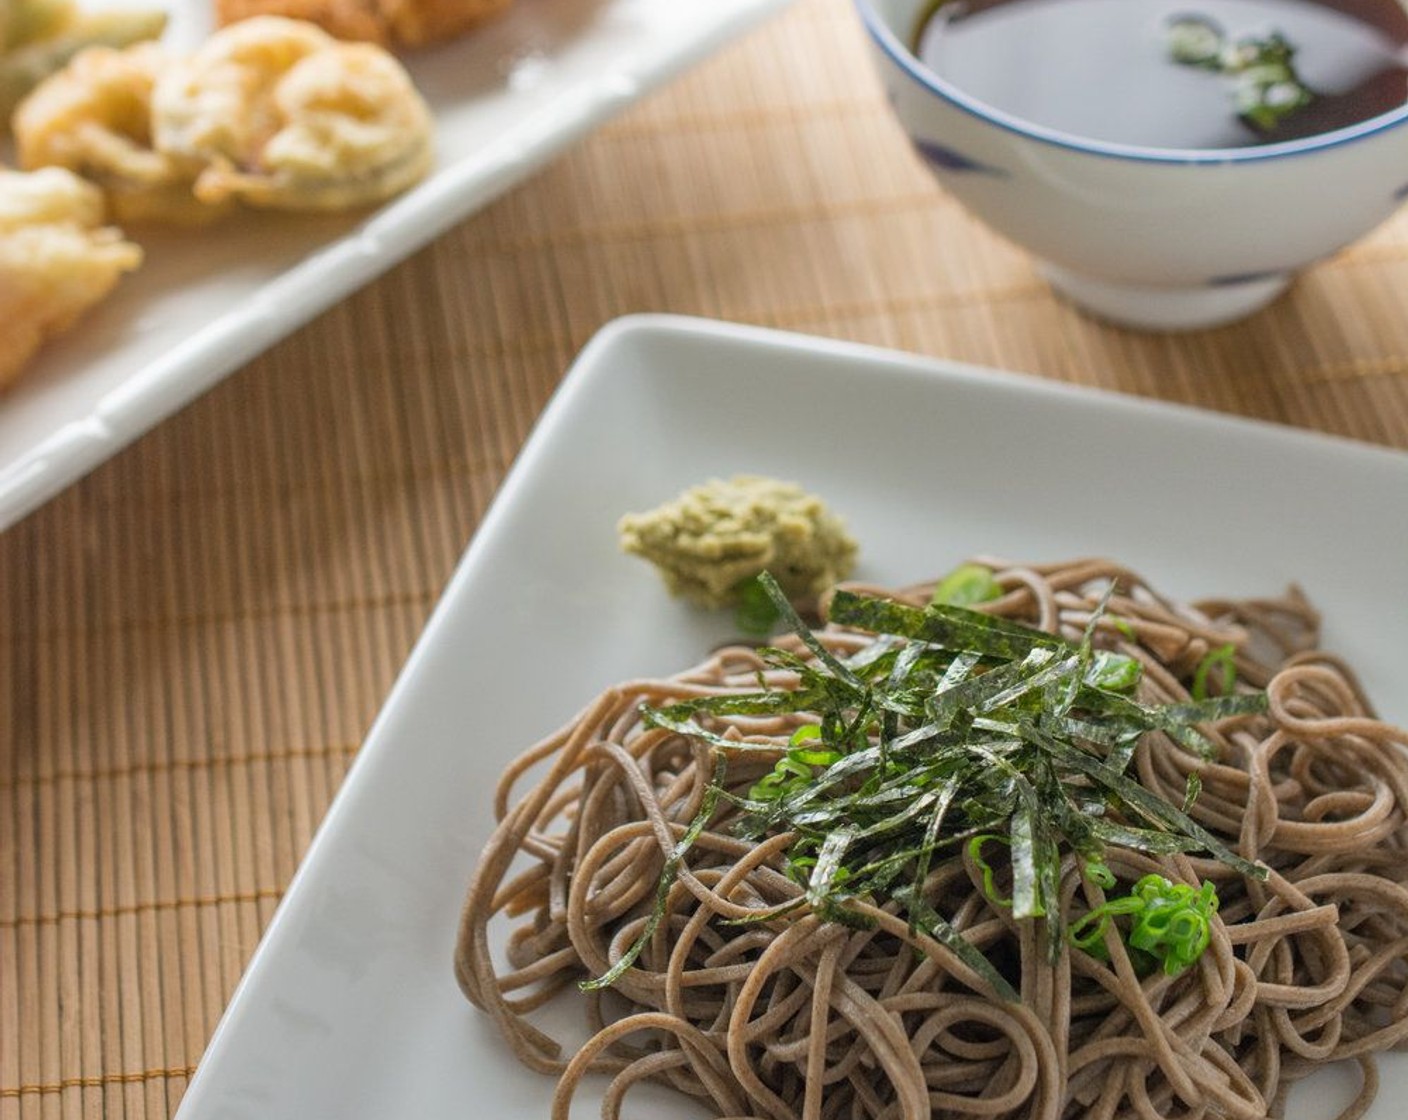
455,558,1408,1120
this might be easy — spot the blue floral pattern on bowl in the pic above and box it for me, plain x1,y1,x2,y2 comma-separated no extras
1207,269,1286,287
912,138,1009,177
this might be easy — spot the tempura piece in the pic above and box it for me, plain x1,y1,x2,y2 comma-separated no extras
0,0,77,52
0,7,167,121
0,166,141,389
151,17,433,211
214,0,389,45
212,0,513,48
375,0,511,48
14,41,221,224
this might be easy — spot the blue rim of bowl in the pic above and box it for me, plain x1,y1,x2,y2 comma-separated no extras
854,0,1408,165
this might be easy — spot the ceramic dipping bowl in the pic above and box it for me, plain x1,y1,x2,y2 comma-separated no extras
855,0,1408,330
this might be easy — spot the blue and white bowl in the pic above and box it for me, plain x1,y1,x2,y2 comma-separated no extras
856,0,1408,329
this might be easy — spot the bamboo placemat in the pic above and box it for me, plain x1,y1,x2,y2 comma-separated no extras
3,0,1407,1115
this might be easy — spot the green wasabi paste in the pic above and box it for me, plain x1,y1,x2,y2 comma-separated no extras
618,475,858,610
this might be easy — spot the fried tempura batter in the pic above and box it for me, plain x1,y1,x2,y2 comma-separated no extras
213,0,512,48
1,0,77,53
214,0,390,44
14,42,222,224
0,167,141,389
152,17,433,211
0,6,168,122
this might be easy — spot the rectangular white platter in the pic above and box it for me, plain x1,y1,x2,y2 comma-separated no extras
0,0,789,530
174,315,1408,1119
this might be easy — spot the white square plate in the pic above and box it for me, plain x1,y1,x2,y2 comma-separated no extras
0,0,788,529
175,315,1408,1119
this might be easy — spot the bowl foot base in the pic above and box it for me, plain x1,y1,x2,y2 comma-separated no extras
1040,265,1290,331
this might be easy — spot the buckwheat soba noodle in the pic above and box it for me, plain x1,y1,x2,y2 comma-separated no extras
455,557,1408,1120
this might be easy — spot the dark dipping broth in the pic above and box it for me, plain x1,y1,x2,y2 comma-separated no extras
914,0,1408,147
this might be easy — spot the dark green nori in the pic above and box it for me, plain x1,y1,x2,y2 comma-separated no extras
594,575,1269,1000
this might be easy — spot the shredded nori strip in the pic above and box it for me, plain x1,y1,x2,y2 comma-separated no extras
607,572,1269,1001
581,751,729,992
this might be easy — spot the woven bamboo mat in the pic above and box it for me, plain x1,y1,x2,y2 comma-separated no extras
2,0,1407,1115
